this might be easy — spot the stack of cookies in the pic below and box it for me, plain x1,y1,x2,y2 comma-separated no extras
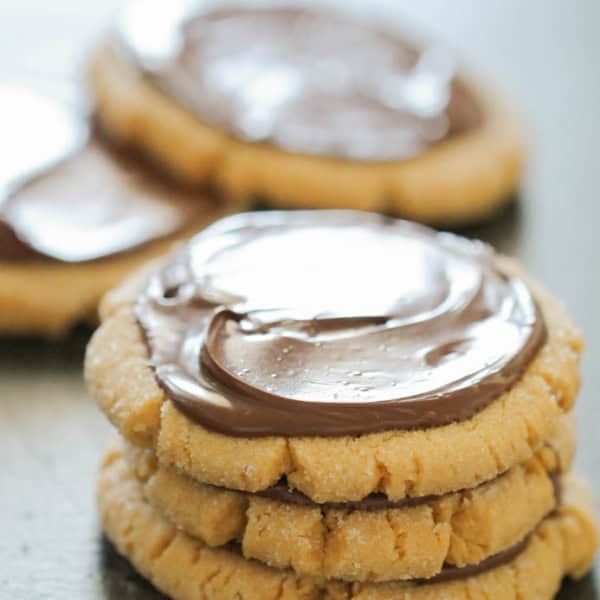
87,211,598,600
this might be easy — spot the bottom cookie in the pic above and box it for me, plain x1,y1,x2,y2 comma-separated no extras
98,446,598,600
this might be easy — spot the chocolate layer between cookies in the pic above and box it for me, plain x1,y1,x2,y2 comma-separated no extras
99,444,599,598
122,417,571,583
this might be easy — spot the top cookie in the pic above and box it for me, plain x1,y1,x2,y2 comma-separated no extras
86,210,582,502
90,2,523,225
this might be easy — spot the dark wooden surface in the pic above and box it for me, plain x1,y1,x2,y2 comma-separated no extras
1,1,600,598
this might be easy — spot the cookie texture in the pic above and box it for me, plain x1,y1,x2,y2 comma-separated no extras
0,238,174,337
90,44,523,227
98,445,598,600
85,259,582,502
122,415,573,582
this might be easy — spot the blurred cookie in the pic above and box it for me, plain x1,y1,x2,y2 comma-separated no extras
90,2,523,226
0,85,239,336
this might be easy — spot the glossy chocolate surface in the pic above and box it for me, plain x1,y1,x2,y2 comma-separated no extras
137,210,546,437
116,3,482,161
0,86,218,263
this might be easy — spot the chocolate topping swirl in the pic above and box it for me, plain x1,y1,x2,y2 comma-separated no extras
136,210,546,437
116,3,482,161
0,85,220,263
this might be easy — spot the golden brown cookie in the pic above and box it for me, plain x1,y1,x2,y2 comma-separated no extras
0,85,240,337
90,4,523,226
85,220,581,503
121,413,573,582
0,233,218,337
98,445,598,600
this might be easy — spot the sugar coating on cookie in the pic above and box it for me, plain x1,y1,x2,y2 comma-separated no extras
97,446,599,599
120,412,574,582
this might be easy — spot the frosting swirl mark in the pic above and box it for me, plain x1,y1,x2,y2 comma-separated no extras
137,210,546,437
116,3,482,161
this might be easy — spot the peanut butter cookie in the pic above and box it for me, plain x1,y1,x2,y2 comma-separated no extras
90,3,523,226
86,212,582,502
0,85,239,336
98,445,598,600
120,413,573,582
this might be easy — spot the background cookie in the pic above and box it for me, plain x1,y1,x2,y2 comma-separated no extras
0,85,240,337
90,2,523,226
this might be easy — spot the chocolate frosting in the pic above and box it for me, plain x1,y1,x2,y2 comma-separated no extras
256,481,440,512
0,86,219,263
258,471,561,512
417,534,530,585
136,210,546,437
116,3,482,161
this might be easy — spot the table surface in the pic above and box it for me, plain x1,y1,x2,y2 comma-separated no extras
1,1,599,598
